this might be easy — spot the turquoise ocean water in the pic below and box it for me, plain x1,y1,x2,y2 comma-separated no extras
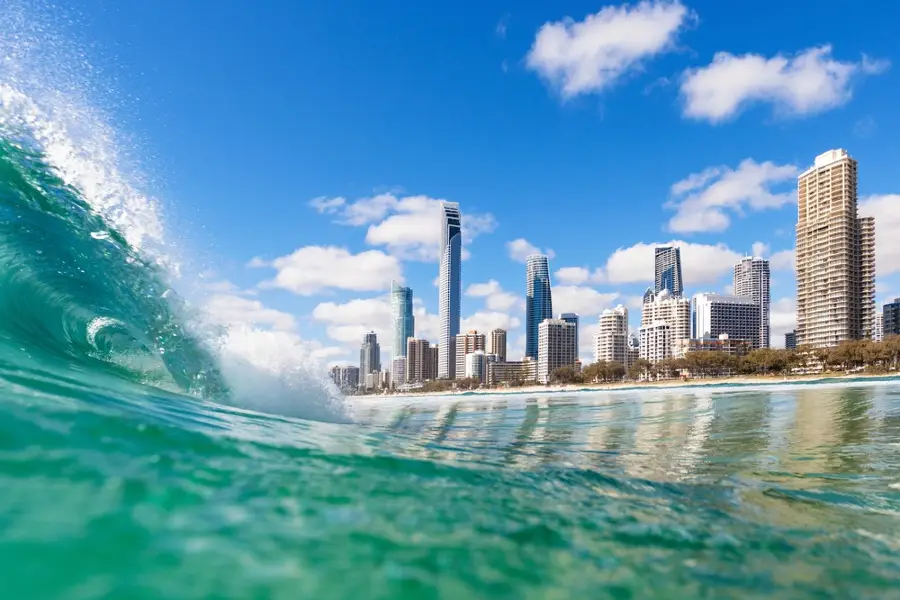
2,4,900,598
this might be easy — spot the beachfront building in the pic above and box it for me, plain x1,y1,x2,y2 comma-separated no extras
785,331,797,350
390,280,414,358
489,328,507,362
559,313,579,361
595,305,629,366
796,149,876,347
639,322,672,364
359,331,381,376
487,358,537,387
642,289,691,359
438,202,462,378
682,333,752,357
733,256,771,348
655,246,684,297
455,330,486,380
884,299,900,338
537,318,577,384
691,293,761,349
391,357,406,387
340,366,360,391
406,338,433,383
526,254,553,359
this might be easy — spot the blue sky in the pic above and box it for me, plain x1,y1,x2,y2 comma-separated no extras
45,0,900,364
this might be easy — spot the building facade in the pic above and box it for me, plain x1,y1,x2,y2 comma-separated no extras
465,351,497,384
391,356,406,387
691,293,761,348
359,331,381,376
785,331,797,350
489,328,507,362
595,305,629,366
438,202,462,378
455,330,487,379
682,333,752,356
406,338,433,383
733,256,771,349
639,322,672,364
526,254,553,359
885,299,900,338
537,318,577,384
390,280,415,358
642,289,691,359
655,246,684,297
487,358,537,386
796,149,876,347
340,366,360,391
559,313,580,361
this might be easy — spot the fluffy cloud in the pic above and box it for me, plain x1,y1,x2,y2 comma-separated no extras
554,266,604,286
252,246,403,296
466,280,521,312
770,297,796,348
552,286,619,318
206,294,297,331
667,159,798,233
859,194,900,275
507,238,555,263
604,240,743,287
681,45,889,123
527,0,691,99
309,193,496,261
769,249,795,272
312,297,392,345
462,311,522,334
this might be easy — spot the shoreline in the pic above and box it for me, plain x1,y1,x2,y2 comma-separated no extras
372,371,900,400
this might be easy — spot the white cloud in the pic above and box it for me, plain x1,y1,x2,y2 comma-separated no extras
751,242,770,257
462,311,522,334
466,280,521,312
526,0,692,99
681,45,889,123
604,240,743,287
311,193,496,261
554,266,605,286
553,285,619,318
859,194,900,275
507,238,555,263
667,159,798,233
309,196,346,215
496,13,510,39
769,249,795,272
312,296,392,347
253,246,403,296
206,294,297,332
770,297,796,348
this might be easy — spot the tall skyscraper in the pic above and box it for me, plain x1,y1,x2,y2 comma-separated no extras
359,331,381,375
390,280,415,358
537,318,577,384
559,313,580,360
595,305,629,366
884,298,900,339
526,254,553,359
733,256,771,348
455,330,487,379
438,202,462,378
654,246,684,297
691,293,761,348
489,328,507,362
406,338,432,383
796,149,876,347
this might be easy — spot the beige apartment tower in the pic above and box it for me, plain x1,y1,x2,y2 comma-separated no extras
796,149,875,348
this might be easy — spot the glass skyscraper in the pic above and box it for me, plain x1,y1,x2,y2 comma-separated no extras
390,280,414,358
654,246,684,297
438,202,462,379
559,312,579,361
525,254,553,359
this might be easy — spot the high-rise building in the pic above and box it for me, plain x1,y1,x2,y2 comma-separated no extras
406,338,433,383
733,256,771,348
329,365,341,387
641,289,691,359
359,331,381,376
559,313,580,361
537,318,577,384
655,246,684,297
489,328,507,362
626,334,640,368
428,345,439,379
639,322,672,364
465,350,495,384
595,305,629,366
438,202,462,379
785,331,797,350
390,280,415,358
796,149,876,347
874,312,884,343
487,358,537,386
340,366,360,390
391,356,406,387
884,299,900,339
455,330,487,379
691,293,761,348
526,254,553,359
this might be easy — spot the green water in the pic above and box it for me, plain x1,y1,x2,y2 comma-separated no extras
3,381,900,599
